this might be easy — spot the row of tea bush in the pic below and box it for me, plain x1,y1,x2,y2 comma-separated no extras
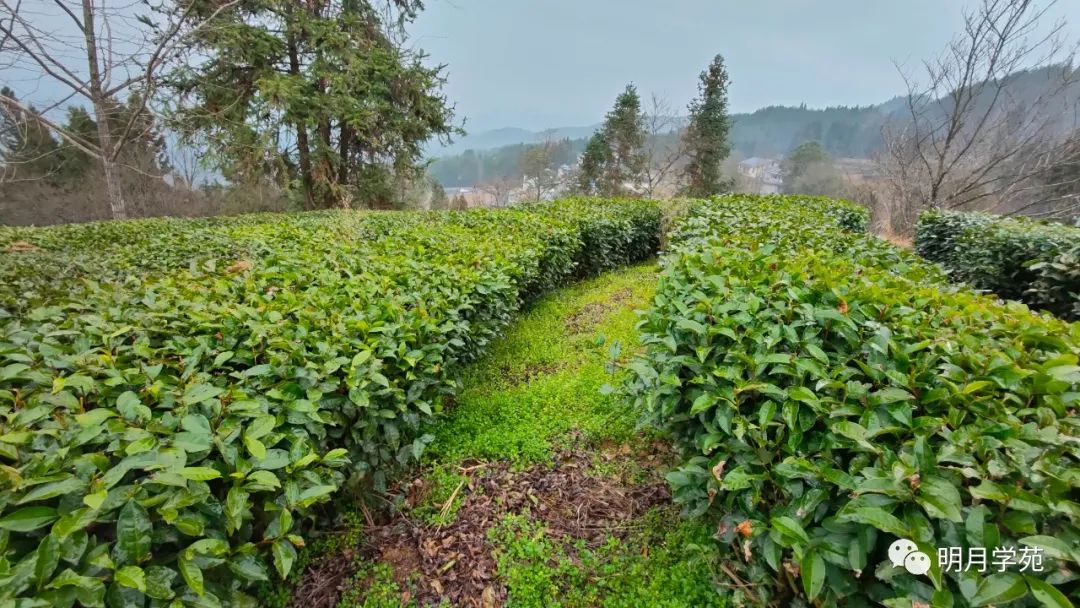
0,199,661,607
625,194,1078,607
914,210,1080,321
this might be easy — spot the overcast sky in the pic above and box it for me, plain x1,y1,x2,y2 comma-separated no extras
410,0,1080,132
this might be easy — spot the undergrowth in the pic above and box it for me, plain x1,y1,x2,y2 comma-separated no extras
425,263,658,465
489,511,725,608
326,262,727,606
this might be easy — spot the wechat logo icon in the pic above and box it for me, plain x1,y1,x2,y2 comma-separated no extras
889,538,932,576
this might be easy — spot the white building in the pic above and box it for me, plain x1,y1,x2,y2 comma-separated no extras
738,157,783,194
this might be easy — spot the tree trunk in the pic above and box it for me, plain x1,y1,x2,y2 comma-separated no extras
82,0,127,220
338,124,352,186
286,6,315,210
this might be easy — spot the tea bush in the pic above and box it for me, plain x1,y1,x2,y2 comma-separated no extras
0,199,660,607
1030,243,1080,322
912,210,995,269
915,210,1080,320
626,195,1079,607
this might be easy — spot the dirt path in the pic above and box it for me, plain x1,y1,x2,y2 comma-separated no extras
288,265,726,608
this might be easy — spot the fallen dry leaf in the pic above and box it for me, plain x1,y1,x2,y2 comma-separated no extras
481,586,497,608
226,260,253,273
5,240,39,253
711,459,726,482
735,519,752,538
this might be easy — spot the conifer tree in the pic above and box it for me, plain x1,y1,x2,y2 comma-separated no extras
171,0,457,209
598,85,647,196
681,55,733,196
0,88,61,181
574,132,607,195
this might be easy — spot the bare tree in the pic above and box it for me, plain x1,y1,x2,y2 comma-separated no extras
0,0,237,219
477,176,516,207
641,94,687,197
168,133,214,190
881,0,1080,231
519,135,560,202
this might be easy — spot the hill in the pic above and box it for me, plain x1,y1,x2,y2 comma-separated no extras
429,104,890,187
428,64,1080,188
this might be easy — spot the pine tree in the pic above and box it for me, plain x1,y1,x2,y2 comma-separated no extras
575,132,608,195
598,85,647,196
681,55,733,197
0,87,61,181
429,177,448,210
171,0,457,209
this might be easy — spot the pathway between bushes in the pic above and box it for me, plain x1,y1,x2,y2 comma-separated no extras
287,264,727,608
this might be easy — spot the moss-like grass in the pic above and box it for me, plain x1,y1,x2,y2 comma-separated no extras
330,510,725,608
326,263,727,607
426,263,657,465
489,511,725,608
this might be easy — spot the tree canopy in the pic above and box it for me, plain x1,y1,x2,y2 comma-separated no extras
681,54,733,197
598,85,648,196
169,0,458,209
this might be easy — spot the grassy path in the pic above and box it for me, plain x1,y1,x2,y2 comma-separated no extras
292,264,726,608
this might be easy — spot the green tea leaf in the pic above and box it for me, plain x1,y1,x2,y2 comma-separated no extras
113,501,152,566
801,549,825,600
115,565,146,592
0,506,58,532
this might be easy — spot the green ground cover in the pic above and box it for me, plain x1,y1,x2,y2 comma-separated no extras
321,264,727,607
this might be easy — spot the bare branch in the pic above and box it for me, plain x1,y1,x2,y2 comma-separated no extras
881,0,1080,232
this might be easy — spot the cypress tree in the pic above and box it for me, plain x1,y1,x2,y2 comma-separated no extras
575,132,608,195
599,84,647,196
681,55,733,197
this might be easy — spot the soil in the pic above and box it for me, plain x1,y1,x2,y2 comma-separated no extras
564,288,633,334
290,435,674,608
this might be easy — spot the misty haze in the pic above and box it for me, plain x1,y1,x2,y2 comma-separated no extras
0,1,1079,607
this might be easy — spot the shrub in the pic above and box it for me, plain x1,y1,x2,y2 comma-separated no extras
913,210,995,267
0,199,661,606
1030,243,1080,321
625,195,1079,607
914,210,1080,320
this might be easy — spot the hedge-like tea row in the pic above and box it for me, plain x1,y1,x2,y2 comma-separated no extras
0,199,661,607
914,210,1080,320
626,195,1079,607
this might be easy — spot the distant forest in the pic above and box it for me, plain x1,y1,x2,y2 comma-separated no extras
430,103,892,187
430,138,590,188
431,65,1079,188
730,103,893,158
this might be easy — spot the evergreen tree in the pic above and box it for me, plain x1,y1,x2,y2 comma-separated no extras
50,107,96,185
429,177,448,210
598,85,647,196
575,132,608,195
0,88,61,181
681,54,733,197
171,0,457,209
780,140,832,193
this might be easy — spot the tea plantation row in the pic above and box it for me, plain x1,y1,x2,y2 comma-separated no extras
626,195,1079,607
0,200,661,607
915,210,1080,321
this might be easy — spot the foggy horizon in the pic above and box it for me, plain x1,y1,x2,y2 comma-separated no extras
411,0,1080,132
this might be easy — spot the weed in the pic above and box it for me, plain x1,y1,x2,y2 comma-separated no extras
488,510,726,608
